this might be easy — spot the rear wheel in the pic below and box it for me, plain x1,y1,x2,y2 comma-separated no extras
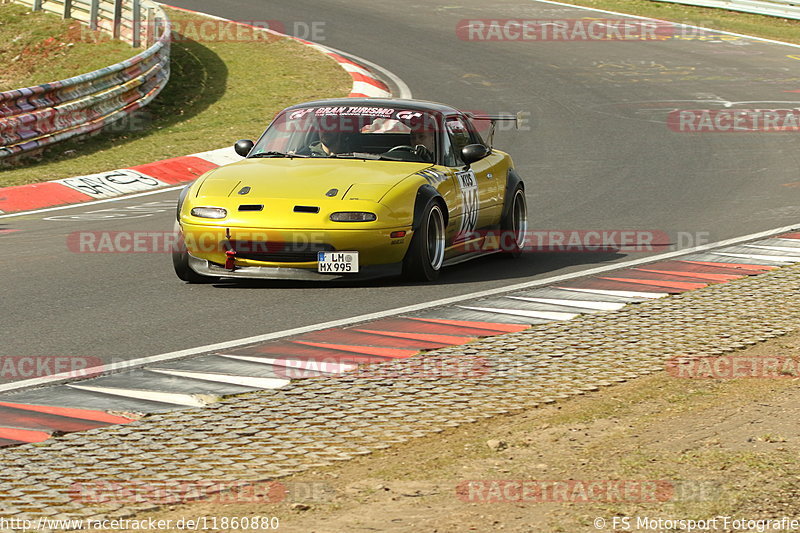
402,200,446,281
501,185,527,259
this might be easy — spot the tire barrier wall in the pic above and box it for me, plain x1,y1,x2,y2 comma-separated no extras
0,0,171,159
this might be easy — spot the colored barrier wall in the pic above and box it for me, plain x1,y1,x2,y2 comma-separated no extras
0,0,171,159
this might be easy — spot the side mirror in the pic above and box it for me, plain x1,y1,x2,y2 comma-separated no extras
461,144,490,167
234,139,254,157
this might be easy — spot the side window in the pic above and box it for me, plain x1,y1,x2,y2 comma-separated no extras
444,117,476,167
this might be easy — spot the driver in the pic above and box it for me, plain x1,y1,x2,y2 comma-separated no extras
309,129,346,156
409,125,435,162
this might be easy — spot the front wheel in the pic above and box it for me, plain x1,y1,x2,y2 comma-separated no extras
402,200,446,282
172,223,219,284
500,185,527,259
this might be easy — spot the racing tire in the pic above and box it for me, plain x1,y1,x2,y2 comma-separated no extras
172,224,219,284
402,200,446,282
500,185,527,259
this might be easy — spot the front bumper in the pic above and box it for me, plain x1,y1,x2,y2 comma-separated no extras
187,253,402,281
181,222,411,264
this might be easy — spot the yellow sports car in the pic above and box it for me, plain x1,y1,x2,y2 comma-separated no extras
173,98,527,282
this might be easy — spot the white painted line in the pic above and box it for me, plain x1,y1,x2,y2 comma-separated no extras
712,252,800,262
533,0,800,50
458,305,578,321
507,296,626,311
66,384,213,407
745,244,800,254
776,238,800,244
558,287,669,299
147,368,289,389
2,222,799,394
218,354,355,374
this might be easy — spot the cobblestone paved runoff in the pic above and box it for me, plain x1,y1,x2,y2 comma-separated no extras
1,264,799,529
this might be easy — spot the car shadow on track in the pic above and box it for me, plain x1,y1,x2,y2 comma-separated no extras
423,250,628,286
208,250,629,290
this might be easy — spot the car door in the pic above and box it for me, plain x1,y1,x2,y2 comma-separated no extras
442,115,503,247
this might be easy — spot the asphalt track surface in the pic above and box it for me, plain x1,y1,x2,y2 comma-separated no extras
2,0,799,379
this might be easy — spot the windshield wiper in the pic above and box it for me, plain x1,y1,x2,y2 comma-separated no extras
376,153,429,162
249,151,287,158
250,151,309,158
328,152,383,160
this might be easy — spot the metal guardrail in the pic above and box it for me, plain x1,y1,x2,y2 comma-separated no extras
653,0,800,21
0,0,171,159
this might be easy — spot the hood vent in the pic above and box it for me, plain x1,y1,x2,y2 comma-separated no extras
294,205,320,214
238,204,263,211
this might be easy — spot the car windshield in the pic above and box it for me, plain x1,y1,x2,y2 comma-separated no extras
250,106,440,163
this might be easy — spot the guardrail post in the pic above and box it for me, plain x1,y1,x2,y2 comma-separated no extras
145,7,155,46
112,0,123,39
63,0,72,19
88,0,98,30
131,0,141,47
32,0,42,11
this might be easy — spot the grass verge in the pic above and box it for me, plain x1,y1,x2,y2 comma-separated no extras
558,0,800,44
0,1,133,91
0,6,352,186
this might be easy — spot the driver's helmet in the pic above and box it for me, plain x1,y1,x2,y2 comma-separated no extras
315,115,351,153
408,117,437,153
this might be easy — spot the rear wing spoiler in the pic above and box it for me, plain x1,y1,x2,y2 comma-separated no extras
464,111,525,147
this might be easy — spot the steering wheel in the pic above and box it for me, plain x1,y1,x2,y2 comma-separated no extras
387,145,416,153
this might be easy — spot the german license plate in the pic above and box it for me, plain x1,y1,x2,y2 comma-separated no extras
317,251,359,273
